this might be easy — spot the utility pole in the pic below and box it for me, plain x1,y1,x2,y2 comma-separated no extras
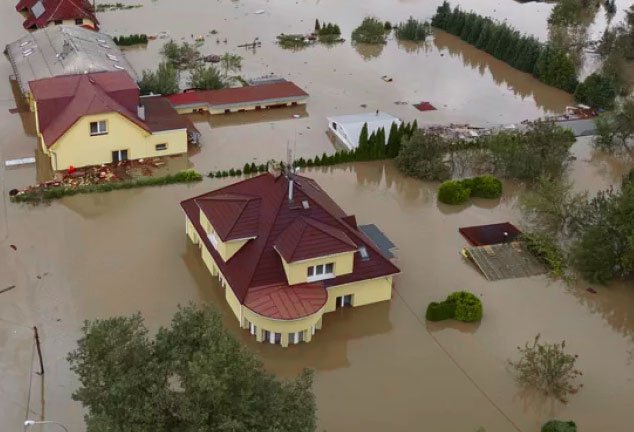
33,326,44,375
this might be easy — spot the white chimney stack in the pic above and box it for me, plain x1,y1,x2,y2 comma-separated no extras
137,104,145,120
288,178,294,202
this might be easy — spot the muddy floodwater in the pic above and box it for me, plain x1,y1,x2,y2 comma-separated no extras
2,0,634,431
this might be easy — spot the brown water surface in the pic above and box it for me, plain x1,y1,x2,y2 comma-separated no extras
1,1,634,432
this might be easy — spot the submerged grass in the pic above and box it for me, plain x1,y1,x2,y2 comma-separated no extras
12,170,203,204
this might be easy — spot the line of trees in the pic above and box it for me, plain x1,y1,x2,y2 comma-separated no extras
208,120,418,178
112,34,148,46
395,17,431,42
432,2,577,92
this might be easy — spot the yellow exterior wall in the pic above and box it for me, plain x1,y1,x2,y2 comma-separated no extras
280,252,354,285
324,276,393,313
43,112,186,170
225,286,242,323
45,18,97,29
199,211,252,262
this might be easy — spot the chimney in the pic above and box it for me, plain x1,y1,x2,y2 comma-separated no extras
137,103,145,120
288,177,294,202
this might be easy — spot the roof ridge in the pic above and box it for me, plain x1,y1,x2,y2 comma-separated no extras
241,179,288,299
180,173,270,205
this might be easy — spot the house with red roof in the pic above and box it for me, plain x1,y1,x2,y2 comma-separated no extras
29,71,196,170
181,168,400,347
16,0,99,31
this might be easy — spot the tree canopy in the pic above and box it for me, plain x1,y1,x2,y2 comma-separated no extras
138,62,180,96
189,65,226,90
67,305,317,432
395,130,451,181
352,17,388,44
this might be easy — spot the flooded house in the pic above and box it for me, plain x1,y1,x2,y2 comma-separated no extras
15,0,99,31
327,112,401,150
28,71,192,170
180,168,400,347
166,80,309,115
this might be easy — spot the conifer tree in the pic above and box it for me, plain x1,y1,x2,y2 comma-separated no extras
315,19,321,32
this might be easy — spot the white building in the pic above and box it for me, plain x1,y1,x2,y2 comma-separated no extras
327,112,402,150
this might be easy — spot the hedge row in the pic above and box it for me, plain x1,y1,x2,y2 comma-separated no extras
209,120,418,178
437,175,503,205
113,34,148,46
12,170,202,204
425,291,483,322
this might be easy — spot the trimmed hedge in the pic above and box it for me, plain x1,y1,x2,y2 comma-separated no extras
425,291,483,323
541,420,576,432
425,301,456,321
438,175,502,204
445,291,483,322
12,170,202,204
438,180,471,204
467,175,503,199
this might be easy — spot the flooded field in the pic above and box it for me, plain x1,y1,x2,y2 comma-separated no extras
1,0,634,431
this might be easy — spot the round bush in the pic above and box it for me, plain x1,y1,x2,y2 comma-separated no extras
469,175,503,199
445,291,483,322
541,420,576,432
437,180,470,205
425,301,456,321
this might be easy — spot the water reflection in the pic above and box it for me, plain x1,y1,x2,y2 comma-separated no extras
396,39,433,54
433,31,573,112
353,42,385,61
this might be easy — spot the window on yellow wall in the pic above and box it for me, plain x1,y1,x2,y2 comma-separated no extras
307,263,335,281
90,120,107,136
75,18,83,25
155,143,168,151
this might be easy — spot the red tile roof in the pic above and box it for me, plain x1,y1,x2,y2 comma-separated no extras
196,194,261,241
29,71,147,148
244,282,327,320
19,0,99,30
140,95,197,133
181,173,400,320
275,217,357,263
166,81,308,108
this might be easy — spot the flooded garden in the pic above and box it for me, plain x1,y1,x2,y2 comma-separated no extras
1,0,633,431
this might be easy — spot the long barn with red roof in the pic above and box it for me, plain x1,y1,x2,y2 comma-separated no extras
181,168,400,346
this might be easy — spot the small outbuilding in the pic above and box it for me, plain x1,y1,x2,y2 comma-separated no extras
326,112,401,150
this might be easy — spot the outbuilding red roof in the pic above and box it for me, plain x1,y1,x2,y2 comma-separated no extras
166,81,308,108
19,0,99,30
459,222,521,246
181,173,400,320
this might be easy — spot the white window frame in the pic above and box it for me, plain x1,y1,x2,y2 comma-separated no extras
155,143,168,151
90,120,107,136
306,263,335,282
208,231,219,248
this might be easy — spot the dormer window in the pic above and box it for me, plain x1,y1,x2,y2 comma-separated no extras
307,263,334,282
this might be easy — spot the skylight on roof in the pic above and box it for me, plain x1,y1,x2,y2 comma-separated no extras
113,64,125,70
107,54,118,61
19,41,31,48
22,49,34,57
302,200,310,209
99,44,111,49
96,38,106,43
31,0,45,19
358,246,369,261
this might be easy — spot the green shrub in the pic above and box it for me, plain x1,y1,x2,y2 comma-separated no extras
425,301,456,321
520,232,568,279
445,291,483,322
469,175,503,199
438,180,471,205
541,420,576,432
352,17,387,44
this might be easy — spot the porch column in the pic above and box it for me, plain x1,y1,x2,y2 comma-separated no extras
281,333,289,348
